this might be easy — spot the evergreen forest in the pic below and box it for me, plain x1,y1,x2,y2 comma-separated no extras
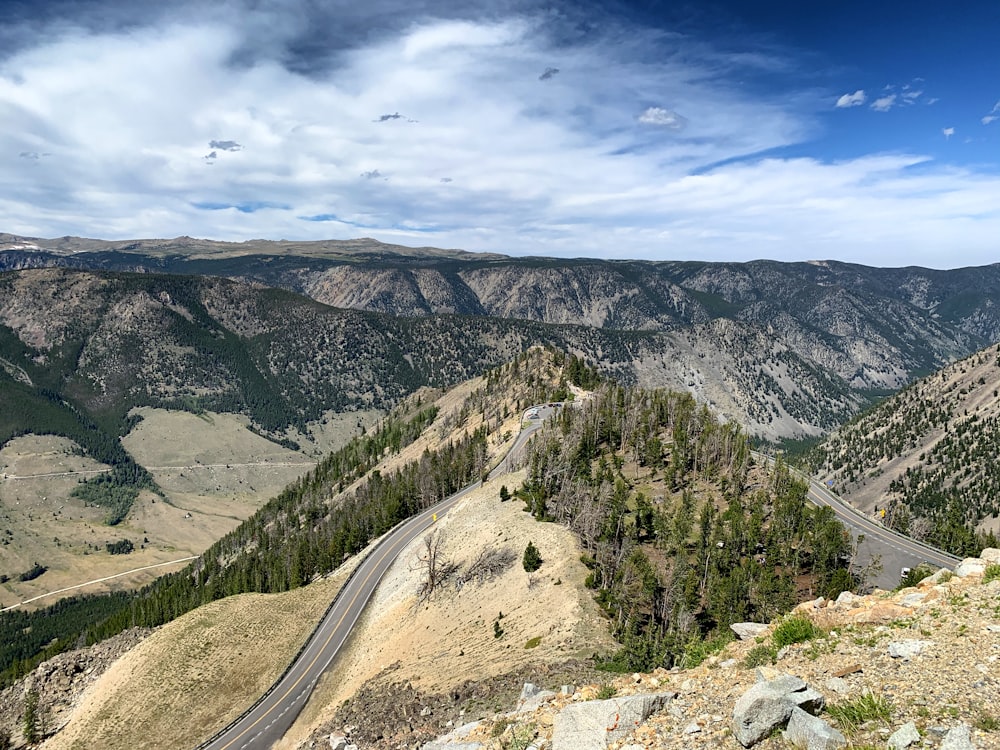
516,384,855,671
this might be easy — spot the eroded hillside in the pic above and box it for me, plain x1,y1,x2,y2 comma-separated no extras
812,343,1000,556
1,266,896,444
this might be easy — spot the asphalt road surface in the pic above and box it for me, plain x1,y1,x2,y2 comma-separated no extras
754,452,961,590
198,405,557,750
200,409,951,749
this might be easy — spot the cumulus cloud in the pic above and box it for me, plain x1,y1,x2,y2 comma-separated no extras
638,106,687,130
835,90,865,108
871,94,897,112
942,127,955,139
0,2,997,267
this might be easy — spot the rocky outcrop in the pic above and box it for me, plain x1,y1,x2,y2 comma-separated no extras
941,724,976,750
887,640,932,659
551,692,676,750
888,721,921,749
731,673,824,747
783,706,846,750
0,628,149,746
730,623,769,641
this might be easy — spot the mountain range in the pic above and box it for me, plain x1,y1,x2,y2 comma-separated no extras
5,233,1000,440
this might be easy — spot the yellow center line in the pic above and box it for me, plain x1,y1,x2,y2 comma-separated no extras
216,500,454,749
211,414,542,749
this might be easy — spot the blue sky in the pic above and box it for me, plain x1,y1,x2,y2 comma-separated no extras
1,0,998,267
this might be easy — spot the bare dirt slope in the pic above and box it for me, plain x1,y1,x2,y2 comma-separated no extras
28,350,612,750
35,465,612,750
280,468,617,748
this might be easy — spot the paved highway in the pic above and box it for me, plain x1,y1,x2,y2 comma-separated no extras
754,452,961,590
199,408,947,748
197,404,557,750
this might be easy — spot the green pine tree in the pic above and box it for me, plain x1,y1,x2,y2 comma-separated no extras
522,541,542,572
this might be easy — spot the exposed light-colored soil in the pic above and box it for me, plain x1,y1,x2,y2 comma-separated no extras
279,467,617,748
32,358,609,750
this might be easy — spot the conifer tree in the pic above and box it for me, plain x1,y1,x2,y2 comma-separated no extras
522,541,542,572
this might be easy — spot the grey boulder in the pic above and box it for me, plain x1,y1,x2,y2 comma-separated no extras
732,674,826,747
783,706,846,750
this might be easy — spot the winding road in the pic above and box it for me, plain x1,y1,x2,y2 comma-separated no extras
197,404,557,750
197,411,959,749
753,452,961,590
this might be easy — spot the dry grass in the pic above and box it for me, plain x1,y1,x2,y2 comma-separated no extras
279,468,617,748
41,352,609,749
44,567,356,750
0,408,378,610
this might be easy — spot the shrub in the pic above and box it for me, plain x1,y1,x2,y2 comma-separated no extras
975,710,1000,732
501,723,537,750
596,684,617,699
772,615,822,648
17,563,46,583
897,563,935,589
522,541,542,572
983,564,1000,585
679,631,733,669
742,644,777,668
491,718,511,737
106,539,134,555
524,637,542,649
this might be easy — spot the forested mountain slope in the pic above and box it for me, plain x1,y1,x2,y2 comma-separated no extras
0,347,570,689
0,352,860,750
4,234,998,401
810,343,1000,556
2,267,874,447
514,384,855,672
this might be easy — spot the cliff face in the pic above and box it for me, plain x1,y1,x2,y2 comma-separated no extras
0,267,871,440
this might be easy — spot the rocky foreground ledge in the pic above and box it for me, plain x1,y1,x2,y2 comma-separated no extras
344,549,1000,750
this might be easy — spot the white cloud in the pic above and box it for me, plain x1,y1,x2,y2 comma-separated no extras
983,100,1000,125
871,94,897,112
637,106,687,130
835,89,865,108
0,5,998,268
942,127,955,139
